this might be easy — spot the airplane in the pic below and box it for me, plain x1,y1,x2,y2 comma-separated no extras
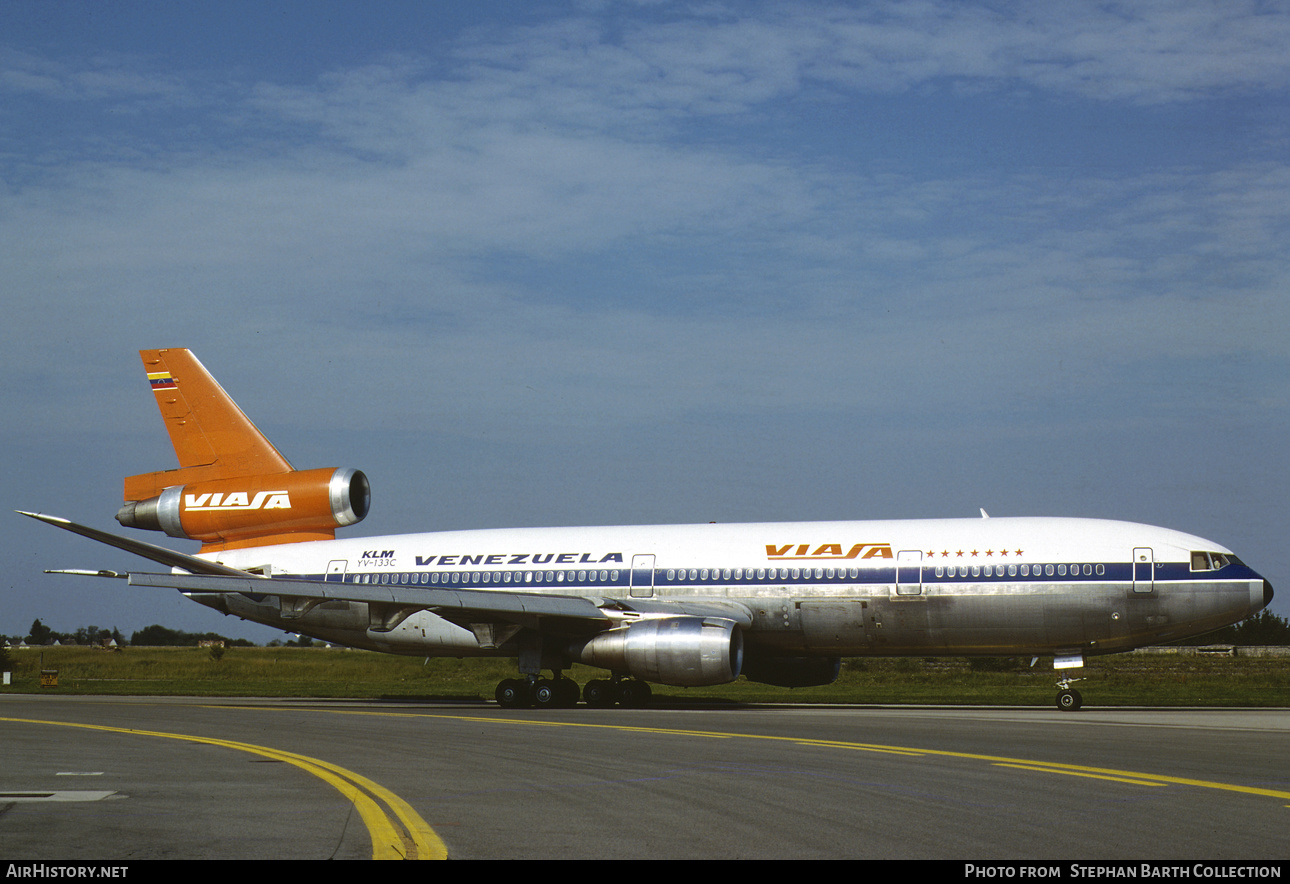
22,349,1273,711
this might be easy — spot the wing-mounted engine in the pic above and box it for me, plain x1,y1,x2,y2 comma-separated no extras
569,616,743,687
116,467,369,550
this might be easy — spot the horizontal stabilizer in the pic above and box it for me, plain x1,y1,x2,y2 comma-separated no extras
18,511,257,578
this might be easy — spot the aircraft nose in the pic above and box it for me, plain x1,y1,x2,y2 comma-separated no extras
1264,580,1275,609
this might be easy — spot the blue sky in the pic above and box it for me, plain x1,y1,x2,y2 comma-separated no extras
3,1,1287,643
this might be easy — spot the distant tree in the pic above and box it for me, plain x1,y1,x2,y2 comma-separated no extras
27,619,52,645
131,624,187,646
74,625,114,646
1191,610,1290,646
129,624,249,647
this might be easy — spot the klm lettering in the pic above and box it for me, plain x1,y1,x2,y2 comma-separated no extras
766,543,893,560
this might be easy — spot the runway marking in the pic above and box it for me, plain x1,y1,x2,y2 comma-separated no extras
0,716,446,861
794,739,925,756
198,703,1290,809
0,791,116,802
299,708,1290,807
992,763,1169,787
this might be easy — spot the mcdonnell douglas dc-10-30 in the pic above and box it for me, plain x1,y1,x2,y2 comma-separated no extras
24,349,1273,710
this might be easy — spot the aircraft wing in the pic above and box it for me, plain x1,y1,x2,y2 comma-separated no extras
21,511,752,633
127,571,613,626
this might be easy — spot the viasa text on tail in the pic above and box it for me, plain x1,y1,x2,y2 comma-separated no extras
23,349,1273,710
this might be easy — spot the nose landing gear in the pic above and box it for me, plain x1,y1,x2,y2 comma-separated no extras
1055,676,1085,711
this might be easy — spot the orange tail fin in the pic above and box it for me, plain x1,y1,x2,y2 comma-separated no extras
123,349,293,501
119,349,368,551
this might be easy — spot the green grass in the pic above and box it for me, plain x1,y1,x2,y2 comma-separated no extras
3,646,1286,706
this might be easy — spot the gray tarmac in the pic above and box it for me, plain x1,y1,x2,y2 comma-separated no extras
1,695,1286,860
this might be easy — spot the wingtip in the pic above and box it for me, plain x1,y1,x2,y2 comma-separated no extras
17,510,65,525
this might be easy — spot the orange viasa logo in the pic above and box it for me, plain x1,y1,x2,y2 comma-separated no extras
183,491,292,511
765,543,893,560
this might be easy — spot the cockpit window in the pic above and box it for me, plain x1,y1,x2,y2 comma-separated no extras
1190,551,1231,571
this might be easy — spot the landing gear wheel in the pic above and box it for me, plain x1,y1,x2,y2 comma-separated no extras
531,678,558,708
583,679,615,707
1056,688,1083,711
556,677,581,707
496,678,530,708
616,679,653,708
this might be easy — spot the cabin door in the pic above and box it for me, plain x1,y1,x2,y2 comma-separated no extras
896,550,923,596
630,554,655,598
1132,548,1154,594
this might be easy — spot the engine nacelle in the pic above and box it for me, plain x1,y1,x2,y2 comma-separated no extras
570,617,743,687
741,656,841,688
116,467,369,547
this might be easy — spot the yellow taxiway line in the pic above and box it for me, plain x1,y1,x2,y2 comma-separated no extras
0,716,446,860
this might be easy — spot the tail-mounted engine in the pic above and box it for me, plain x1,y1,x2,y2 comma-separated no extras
117,467,370,549
569,616,743,687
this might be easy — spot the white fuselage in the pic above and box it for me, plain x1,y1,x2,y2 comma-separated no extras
190,516,1269,661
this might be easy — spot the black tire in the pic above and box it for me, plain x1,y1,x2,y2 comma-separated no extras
616,679,653,708
556,677,581,707
531,678,557,708
496,678,530,708
583,679,614,707
1056,688,1082,711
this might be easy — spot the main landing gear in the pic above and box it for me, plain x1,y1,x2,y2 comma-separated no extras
494,674,653,708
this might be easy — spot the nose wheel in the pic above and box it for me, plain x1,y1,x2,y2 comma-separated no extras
1055,676,1085,711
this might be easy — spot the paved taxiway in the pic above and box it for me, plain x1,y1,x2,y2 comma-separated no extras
1,696,1286,860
